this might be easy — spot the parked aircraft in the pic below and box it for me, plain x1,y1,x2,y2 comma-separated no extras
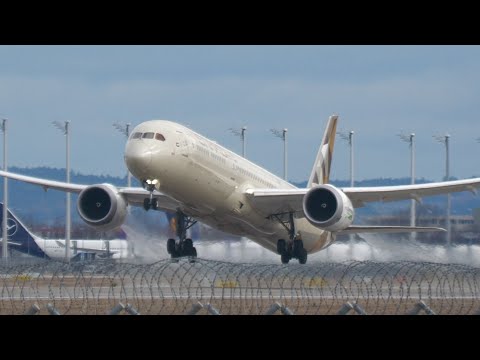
0,203,131,261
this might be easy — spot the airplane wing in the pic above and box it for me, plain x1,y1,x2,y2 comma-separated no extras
0,170,86,193
342,178,480,208
338,226,446,234
245,177,480,215
0,239,23,246
0,170,181,213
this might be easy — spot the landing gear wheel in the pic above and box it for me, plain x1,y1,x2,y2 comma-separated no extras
270,212,305,264
167,238,176,254
298,248,308,265
182,238,194,256
276,237,307,264
188,247,198,263
151,198,159,210
277,239,286,255
293,240,304,258
281,253,291,264
166,211,198,260
143,198,151,211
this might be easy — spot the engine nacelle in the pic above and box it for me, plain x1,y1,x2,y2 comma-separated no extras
302,184,354,232
77,184,128,231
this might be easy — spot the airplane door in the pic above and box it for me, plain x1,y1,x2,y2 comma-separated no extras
176,131,189,157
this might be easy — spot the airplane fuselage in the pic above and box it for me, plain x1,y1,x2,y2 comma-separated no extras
125,120,335,254
37,238,130,260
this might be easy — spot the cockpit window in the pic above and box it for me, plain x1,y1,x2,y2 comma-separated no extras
155,133,166,141
131,132,142,139
142,132,155,139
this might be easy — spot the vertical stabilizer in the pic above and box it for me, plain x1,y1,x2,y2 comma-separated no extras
307,115,338,188
0,202,47,258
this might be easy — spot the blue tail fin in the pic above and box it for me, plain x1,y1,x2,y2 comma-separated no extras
0,203,47,258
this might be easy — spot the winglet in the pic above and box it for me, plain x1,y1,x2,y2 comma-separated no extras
307,115,338,188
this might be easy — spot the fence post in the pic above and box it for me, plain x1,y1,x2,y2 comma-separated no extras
265,302,282,315
280,306,294,315
186,301,204,315
24,304,40,315
206,303,221,315
353,303,367,315
337,302,355,315
47,303,61,315
407,301,436,315
108,302,126,315
125,303,140,315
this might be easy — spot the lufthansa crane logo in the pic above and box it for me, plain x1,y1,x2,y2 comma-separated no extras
0,218,18,237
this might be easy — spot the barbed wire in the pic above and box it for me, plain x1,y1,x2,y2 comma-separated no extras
1,258,479,314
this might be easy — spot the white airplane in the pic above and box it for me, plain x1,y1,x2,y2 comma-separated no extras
1,115,479,264
0,202,131,261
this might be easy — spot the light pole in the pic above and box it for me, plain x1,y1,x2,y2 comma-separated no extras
270,128,288,181
113,122,132,187
228,126,247,158
1,118,7,261
434,133,451,246
398,132,416,240
337,130,354,187
53,121,71,262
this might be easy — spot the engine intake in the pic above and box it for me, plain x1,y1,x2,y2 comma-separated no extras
302,184,354,232
77,184,127,231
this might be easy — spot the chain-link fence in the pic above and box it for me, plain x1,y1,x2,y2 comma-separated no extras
1,258,479,314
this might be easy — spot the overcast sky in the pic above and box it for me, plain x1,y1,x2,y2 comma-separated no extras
0,45,479,183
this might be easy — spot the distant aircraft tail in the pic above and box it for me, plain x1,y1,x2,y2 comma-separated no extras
307,115,338,188
0,202,47,257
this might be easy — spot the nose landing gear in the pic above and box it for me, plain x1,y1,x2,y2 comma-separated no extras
142,179,160,211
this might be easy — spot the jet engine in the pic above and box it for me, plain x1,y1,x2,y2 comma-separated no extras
77,184,128,231
302,184,354,232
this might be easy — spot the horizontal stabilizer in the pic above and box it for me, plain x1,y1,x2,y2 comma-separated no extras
339,226,446,234
55,240,116,254
0,239,23,246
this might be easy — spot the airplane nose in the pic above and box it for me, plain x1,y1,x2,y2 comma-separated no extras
124,144,152,178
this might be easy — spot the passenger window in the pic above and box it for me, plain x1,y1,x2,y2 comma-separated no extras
131,132,142,139
142,132,155,139
155,133,166,141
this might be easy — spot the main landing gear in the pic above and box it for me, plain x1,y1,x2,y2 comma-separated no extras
167,211,198,259
271,212,307,265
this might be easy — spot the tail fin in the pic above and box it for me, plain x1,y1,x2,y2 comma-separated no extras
0,202,38,247
307,115,339,188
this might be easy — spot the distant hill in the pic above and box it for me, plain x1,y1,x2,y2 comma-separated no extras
0,167,478,229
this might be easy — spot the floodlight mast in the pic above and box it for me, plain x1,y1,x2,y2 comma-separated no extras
1,118,8,261
398,132,416,240
52,121,71,262
229,126,247,158
270,128,288,181
337,130,354,188
433,133,451,246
